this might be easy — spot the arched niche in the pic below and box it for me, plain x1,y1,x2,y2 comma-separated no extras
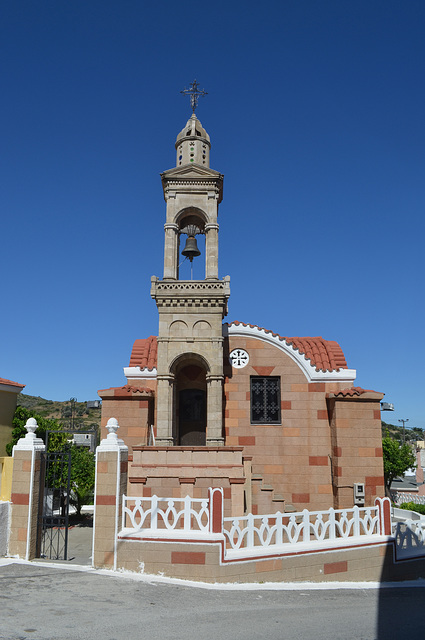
171,354,209,446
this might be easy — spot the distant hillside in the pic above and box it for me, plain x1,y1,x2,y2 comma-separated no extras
382,420,423,443
17,394,101,432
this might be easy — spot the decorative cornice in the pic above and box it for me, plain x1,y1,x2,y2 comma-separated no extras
123,366,157,379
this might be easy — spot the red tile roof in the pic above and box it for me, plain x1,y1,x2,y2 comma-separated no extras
228,322,348,372
0,377,25,389
98,385,154,398
331,387,376,397
128,324,349,374
129,336,158,370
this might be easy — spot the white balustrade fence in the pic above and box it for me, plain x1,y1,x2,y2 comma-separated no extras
391,492,425,506
122,495,210,534
118,492,393,559
223,505,382,557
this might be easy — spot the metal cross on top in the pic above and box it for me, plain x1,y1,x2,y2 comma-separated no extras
180,79,208,113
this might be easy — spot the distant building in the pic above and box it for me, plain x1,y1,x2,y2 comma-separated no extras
86,400,101,410
0,377,25,456
72,432,96,452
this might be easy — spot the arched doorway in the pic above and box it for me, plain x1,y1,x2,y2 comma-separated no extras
174,358,208,446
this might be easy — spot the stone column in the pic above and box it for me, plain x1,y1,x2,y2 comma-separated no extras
9,418,45,560
205,223,219,279
230,479,245,516
92,418,128,570
155,375,174,445
206,375,224,445
163,223,179,280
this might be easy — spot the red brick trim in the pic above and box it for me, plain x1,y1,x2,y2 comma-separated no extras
179,477,196,484
128,477,147,484
171,551,206,565
11,493,29,505
317,409,329,420
333,446,342,457
229,478,245,484
281,401,291,410
308,383,325,392
292,493,310,503
324,561,348,575
375,447,383,457
238,436,255,446
96,495,116,505
309,456,328,466
373,409,381,420
253,366,275,376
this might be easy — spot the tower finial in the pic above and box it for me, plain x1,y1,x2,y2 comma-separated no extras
180,79,207,113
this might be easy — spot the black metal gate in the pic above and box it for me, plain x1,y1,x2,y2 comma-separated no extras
37,448,71,560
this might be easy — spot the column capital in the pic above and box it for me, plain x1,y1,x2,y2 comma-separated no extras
13,418,45,453
97,418,128,453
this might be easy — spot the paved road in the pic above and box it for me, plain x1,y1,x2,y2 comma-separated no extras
0,561,424,640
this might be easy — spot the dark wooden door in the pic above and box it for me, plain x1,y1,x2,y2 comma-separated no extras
178,389,206,446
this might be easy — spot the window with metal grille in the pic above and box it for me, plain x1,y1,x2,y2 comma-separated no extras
250,377,281,424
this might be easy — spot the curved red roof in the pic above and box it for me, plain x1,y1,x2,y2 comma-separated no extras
128,323,349,374
129,336,158,370
228,322,348,372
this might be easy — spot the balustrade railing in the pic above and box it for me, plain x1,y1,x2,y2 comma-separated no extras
118,492,393,559
391,492,425,506
223,505,382,556
121,495,210,534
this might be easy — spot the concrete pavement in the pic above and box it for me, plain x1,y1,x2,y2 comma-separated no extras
1,559,425,640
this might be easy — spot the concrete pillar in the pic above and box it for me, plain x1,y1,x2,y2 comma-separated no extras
92,418,128,570
208,487,223,534
205,223,219,279
155,376,174,445
9,418,45,560
163,223,179,280
230,478,245,516
206,375,224,445
179,477,195,498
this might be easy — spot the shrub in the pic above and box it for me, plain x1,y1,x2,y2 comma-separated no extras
399,502,425,516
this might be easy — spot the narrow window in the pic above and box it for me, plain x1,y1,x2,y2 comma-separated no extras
250,377,281,424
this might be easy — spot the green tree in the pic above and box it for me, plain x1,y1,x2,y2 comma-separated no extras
6,406,65,455
69,445,95,517
7,406,95,517
382,433,416,497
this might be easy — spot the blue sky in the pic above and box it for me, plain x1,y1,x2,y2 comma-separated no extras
1,1,424,429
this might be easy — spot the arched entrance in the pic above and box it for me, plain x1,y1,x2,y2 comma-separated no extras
173,357,208,446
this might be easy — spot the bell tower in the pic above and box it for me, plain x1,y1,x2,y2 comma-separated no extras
151,82,230,446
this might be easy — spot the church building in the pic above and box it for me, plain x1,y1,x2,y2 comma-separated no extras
99,84,385,516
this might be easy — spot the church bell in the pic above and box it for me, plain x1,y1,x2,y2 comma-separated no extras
181,235,201,262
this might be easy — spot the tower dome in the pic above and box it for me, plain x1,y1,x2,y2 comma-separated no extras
175,114,211,167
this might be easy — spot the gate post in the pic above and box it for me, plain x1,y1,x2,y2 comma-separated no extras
92,418,128,570
8,418,45,560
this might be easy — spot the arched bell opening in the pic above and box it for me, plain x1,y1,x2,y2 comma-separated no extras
172,355,209,446
176,208,207,281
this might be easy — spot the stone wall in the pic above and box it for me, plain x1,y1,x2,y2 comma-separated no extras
224,334,384,513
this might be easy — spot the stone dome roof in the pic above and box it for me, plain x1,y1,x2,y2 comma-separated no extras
175,114,210,146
